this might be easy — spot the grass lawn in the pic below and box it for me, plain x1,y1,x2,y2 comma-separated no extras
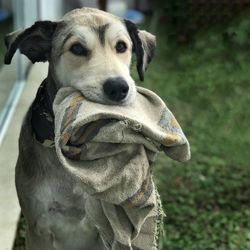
138,13,250,250
13,12,250,250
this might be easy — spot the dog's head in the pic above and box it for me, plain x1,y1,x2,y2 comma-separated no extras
4,8,156,105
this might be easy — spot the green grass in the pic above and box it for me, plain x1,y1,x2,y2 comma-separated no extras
137,13,250,250
13,13,250,250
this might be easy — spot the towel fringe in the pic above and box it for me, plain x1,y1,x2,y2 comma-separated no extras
153,186,166,250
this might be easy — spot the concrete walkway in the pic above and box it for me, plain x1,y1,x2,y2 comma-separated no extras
0,62,48,250
0,62,16,116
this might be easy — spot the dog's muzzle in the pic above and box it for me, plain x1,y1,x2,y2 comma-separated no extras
103,77,129,102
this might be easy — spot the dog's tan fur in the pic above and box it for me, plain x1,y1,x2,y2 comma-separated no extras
4,8,156,250
53,9,136,104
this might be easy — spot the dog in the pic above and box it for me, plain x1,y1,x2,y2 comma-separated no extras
4,8,156,250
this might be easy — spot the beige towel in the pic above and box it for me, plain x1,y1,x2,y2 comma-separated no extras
53,86,190,250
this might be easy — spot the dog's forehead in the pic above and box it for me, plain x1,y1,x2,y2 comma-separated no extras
54,8,130,48
73,22,128,37
62,7,121,28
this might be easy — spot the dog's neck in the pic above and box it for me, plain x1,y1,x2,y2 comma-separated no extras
30,68,60,147
46,66,60,106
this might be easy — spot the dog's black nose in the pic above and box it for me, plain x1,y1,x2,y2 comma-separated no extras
103,77,129,102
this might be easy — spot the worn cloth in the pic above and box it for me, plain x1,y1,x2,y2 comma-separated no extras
51,86,190,250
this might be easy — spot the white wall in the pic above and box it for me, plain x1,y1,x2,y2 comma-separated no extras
39,0,63,21
22,0,39,26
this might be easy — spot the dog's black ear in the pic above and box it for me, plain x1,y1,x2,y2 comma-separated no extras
4,21,58,64
124,20,156,81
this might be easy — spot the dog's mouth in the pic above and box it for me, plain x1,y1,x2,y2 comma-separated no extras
78,90,117,106
79,85,136,106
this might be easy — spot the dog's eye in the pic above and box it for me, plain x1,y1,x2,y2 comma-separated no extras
69,43,89,56
115,41,127,53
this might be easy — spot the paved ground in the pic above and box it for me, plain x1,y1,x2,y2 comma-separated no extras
0,62,48,250
0,63,16,116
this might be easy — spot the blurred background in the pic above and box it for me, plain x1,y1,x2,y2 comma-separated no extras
0,0,250,249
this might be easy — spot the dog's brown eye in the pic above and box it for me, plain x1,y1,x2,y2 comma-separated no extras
115,41,127,53
70,43,89,56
